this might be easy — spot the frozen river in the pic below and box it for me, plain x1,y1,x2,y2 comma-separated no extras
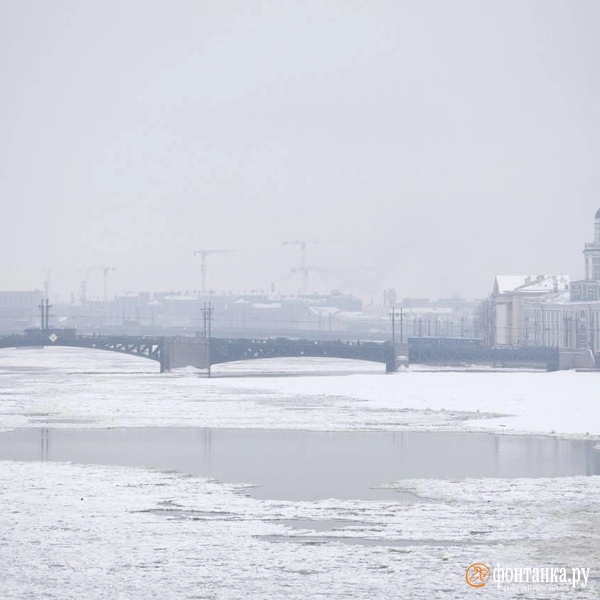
1,427,599,501
0,347,599,599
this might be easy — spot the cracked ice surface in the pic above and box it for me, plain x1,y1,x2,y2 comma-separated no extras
1,461,599,599
0,348,600,598
1,347,600,437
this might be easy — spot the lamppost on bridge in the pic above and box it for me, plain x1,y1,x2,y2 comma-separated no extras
38,298,52,333
389,307,404,345
202,302,213,377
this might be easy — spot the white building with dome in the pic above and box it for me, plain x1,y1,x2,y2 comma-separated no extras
493,209,600,352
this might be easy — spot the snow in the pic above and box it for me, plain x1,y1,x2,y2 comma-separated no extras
401,306,454,315
0,347,599,598
0,347,599,438
0,461,598,599
495,275,535,293
494,275,570,294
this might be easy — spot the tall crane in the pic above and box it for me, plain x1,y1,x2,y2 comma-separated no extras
78,266,116,303
43,268,51,301
282,240,308,295
79,267,92,305
282,240,366,295
102,266,116,301
193,249,235,294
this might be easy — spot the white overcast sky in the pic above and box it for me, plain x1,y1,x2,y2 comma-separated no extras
1,1,599,301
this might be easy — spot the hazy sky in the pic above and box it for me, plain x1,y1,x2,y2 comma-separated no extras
1,1,599,301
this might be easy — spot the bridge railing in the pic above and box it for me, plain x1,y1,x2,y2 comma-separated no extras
214,337,390,346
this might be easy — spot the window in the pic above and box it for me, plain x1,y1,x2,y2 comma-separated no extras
593,258,600,280
572,286,581,300
588,286,596,300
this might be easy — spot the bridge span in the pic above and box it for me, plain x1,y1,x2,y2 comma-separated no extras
0,329,565,373
0,330,399,373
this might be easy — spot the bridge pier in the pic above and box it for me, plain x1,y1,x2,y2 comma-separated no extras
386,343,409,373
160,337,210,372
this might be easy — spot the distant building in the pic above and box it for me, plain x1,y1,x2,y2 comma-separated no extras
493,209,600,351
583,208,600,281
493,275,570,346
0,290,43,332
363,297,480,339
49,290,364,336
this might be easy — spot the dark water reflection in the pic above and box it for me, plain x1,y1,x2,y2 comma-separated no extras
0,428,599,501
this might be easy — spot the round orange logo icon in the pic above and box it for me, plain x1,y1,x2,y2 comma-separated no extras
466,563,491,588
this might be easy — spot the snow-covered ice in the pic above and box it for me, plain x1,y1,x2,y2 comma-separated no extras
1,461,599,599
1,347,599,438
0,347,599,598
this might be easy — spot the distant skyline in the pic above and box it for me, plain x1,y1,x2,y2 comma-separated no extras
1,1,599,300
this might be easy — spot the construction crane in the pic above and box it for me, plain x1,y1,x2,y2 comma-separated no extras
282,240,309,295
283,240,368,295
78,266,116,303
102,266,116,301
193,249,235,294
79,267,92,305
43,268,51,300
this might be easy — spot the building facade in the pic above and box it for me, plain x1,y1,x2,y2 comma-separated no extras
493,275,570,346
494,209,600,351
0,291,43,333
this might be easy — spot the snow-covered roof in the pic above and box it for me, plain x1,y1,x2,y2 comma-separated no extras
336,311,367,319
402,307,454,315
525,276,570,292
308,307,340,317
494,276,531,294
164,295,198,301
543,290,600,306
494,275,570,295
252,303,282,309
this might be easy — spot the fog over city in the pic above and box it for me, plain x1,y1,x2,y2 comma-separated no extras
1,1,599,300
4,4,600,599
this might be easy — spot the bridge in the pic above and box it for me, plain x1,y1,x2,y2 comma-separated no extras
0,329,566,372
210,337,398,371
0,330,164,363
0,330,399,373
407,337,561,370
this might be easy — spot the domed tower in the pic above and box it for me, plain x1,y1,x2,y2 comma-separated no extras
583,209,600,280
